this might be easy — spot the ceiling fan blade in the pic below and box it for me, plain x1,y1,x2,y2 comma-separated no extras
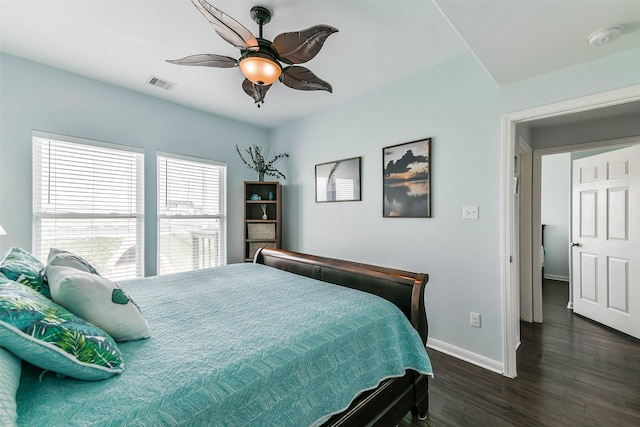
273,25,338,65
242,79,272,107
281,66,333,92
166,54,238,68
191,0,259,51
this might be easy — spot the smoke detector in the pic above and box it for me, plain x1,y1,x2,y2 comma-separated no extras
588,27,622,46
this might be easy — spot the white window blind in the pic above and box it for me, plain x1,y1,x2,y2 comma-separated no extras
33,132,144,280
158,153,226,274
315,178,357,202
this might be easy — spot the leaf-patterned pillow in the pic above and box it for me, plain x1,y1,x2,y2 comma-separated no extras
0,277,124,380
0,247,51,299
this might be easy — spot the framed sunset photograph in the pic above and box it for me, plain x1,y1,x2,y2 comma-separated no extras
383,138,431,218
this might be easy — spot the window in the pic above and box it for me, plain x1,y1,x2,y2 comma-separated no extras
157,153,226,274
315,178,358,202
33,132,144,280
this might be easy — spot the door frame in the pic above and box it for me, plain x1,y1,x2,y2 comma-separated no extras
500,85,640,378
519,141,533,324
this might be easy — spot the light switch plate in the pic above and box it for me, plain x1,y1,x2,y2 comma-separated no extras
463,205,479,219
470,312,481,328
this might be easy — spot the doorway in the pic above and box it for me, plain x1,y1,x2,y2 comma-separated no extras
501,85,640,378
571,144,640,338
540,152,572,309
535,145,636,317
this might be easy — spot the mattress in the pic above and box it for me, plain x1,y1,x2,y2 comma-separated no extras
16,263,432,426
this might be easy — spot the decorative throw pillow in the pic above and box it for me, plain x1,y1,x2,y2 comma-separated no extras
0,277,124,380
45,248,99,275
0,247,50,298
0,347,20,427
46,264,150,342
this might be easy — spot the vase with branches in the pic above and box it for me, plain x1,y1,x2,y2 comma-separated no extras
326,160,341,201
236,144,289,181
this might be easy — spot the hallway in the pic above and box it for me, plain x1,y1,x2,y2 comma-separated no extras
401,279,640,426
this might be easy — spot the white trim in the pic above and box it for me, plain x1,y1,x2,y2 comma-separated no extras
501,84,640,379
158,214,223,220
544,274,570,282
534,136,640,157
532,152,544,323
156,150,226,167
500,113,519,378
33,130,143,153
502,86,640,123
518,142,533,323
427,338,503,375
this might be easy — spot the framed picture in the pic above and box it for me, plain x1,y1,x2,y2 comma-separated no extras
383,138,431,217
315,156,361,202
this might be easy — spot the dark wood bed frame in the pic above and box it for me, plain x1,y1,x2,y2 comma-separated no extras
254,247,430,426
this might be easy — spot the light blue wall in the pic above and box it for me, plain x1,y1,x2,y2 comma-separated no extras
0,53,269,271
271,49,640,363
2,45,639,366
541,153,571,280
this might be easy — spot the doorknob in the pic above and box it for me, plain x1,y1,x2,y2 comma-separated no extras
571,242,580,247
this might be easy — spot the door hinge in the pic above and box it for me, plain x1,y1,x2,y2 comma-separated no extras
509,256,513,263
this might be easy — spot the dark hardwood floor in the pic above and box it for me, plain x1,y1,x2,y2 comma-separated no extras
398,279,640,426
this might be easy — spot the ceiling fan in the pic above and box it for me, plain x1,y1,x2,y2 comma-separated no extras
168,0,338,107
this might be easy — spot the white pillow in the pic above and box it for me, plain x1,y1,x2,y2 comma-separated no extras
46,248,99,273
46,264,150,342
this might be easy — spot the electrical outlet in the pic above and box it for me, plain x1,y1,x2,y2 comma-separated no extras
470,312,481,328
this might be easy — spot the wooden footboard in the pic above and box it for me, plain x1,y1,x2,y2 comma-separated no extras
254,248,430,425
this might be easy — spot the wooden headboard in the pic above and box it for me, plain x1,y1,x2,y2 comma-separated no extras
254,247,429,344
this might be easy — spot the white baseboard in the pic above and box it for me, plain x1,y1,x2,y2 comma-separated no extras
426,337,504,375
544,274,569,282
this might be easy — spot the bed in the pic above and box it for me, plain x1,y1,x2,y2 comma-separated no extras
1,247,431,426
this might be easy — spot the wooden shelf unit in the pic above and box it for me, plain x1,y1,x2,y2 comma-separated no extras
244,181,281,262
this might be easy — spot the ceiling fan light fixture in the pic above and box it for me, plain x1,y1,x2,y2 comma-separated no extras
168,1,337,105
239,53,282,86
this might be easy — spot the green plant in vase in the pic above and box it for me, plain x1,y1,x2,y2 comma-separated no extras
236,144,289,181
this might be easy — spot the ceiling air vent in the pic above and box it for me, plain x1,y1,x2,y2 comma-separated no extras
147,75,177,91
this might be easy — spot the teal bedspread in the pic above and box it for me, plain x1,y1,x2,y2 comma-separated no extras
16,263,432,426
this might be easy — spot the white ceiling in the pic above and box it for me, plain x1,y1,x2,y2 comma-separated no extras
1,1,639,129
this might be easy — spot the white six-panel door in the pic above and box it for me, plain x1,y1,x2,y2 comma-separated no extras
572,144,640,339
